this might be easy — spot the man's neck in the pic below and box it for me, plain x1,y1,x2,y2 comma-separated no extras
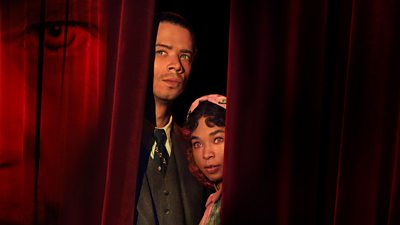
155,100,172,128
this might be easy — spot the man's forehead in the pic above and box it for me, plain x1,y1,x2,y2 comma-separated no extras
157,22,192,41
158,21,191,33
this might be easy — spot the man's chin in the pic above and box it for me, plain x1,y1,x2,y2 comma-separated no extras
155,94,179,104
154,91,183,102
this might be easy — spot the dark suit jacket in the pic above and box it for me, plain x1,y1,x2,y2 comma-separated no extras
134,119,208,225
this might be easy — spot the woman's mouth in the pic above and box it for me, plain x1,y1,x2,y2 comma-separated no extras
204,165,220,174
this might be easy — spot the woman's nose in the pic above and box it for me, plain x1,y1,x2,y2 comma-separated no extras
202,145,215,159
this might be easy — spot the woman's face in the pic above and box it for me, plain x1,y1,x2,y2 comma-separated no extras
190,117,225,183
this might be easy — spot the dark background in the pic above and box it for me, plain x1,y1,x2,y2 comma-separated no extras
157,0,230,126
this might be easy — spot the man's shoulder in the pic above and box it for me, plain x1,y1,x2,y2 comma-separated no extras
171,122,187,141
140,118,155,149
171,122,191,151
142,118,154,131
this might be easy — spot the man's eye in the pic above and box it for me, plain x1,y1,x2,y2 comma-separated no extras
180,54,192,62
155,50,167,56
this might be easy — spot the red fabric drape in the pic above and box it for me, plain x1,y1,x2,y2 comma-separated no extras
224,0,400,224
0,0,155,224
98,0,155,224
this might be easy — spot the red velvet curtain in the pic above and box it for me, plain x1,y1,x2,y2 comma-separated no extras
0,0,155,224
1,0,399,225
224,0,400,224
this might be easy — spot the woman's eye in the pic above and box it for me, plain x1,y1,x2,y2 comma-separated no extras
214,137,224,144
192,142,202,149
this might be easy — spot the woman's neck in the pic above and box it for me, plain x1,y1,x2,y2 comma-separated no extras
214,182,222,191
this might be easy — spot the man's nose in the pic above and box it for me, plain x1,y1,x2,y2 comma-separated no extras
167,55,183,73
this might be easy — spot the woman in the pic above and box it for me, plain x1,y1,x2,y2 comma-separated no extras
184,94,227,225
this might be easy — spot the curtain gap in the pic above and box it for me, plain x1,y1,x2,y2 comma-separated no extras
34,0,46,224
387,114,400,225
333,0,357,224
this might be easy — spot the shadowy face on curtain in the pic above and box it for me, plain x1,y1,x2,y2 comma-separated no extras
0,0,106,223
153,22,193,103
190,117,225,183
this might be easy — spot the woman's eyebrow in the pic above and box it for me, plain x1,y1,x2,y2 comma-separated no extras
190,136,200,141
210,129,224,136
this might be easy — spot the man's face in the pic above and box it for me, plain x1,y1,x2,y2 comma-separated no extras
153,22,194,103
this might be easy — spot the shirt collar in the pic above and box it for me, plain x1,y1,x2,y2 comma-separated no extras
156,115,172,145
150,116,173,158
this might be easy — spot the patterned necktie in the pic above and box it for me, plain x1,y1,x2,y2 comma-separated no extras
153,128,169,175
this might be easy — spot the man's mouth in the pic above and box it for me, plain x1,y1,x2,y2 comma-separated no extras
163,78,182,87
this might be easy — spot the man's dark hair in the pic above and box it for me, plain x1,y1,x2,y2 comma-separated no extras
155,11,197,53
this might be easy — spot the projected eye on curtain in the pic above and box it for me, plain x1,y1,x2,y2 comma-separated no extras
0,0,107,224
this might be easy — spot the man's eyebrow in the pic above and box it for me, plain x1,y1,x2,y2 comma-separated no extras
180,49,193,55
156,44,193,55
155,43,172,49
210,129,224,136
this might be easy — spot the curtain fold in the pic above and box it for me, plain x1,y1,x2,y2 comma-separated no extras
224,0,400,224
99,0,155,224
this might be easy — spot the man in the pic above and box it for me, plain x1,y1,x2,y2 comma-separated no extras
135,12,208,225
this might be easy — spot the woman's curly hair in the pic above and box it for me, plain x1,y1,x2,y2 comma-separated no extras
183,101,226,190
